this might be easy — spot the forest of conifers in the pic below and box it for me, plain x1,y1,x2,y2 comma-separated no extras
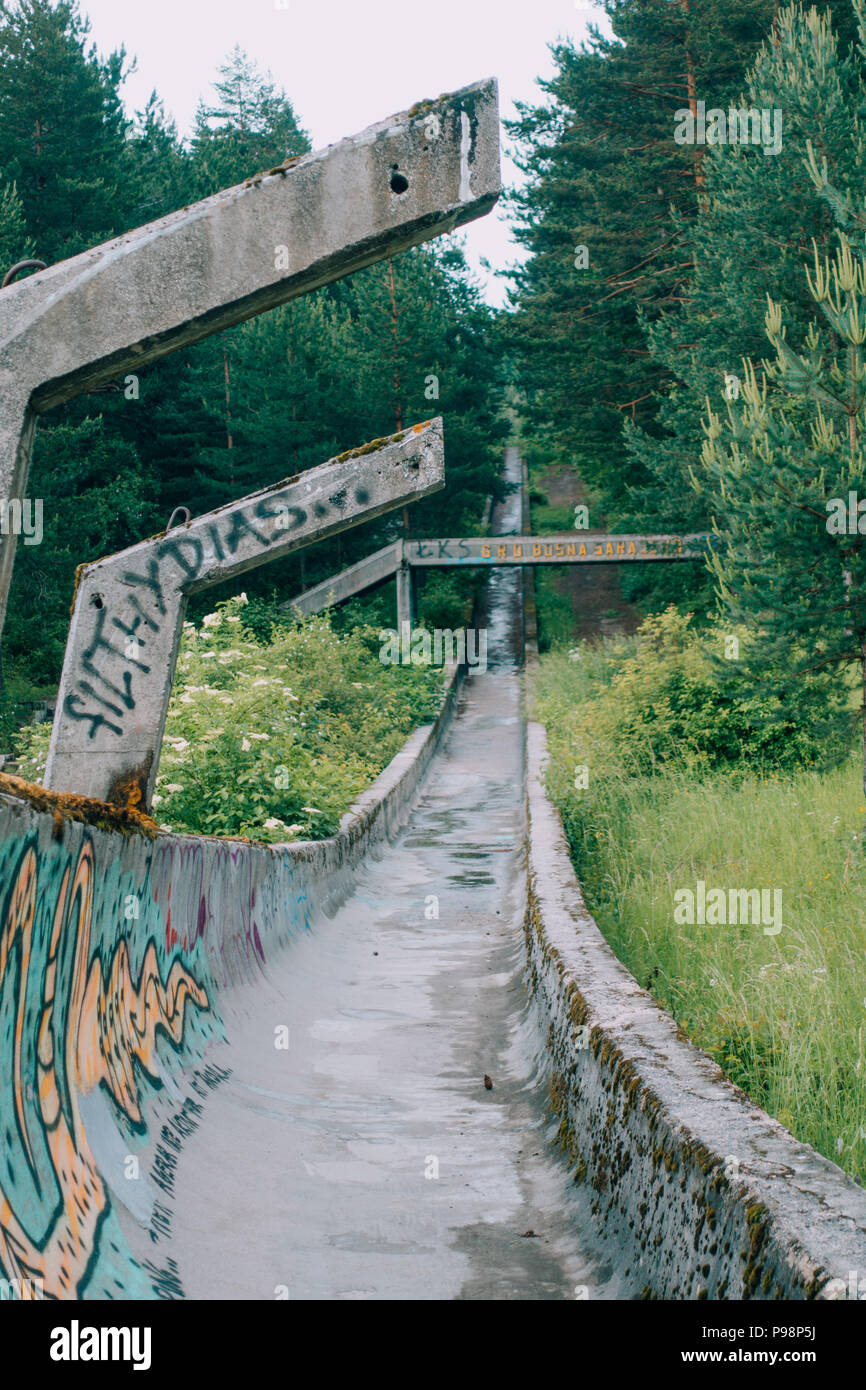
6,0,866,766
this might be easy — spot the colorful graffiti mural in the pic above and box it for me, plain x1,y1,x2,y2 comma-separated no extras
0,756,357,1298
0,835,210,1299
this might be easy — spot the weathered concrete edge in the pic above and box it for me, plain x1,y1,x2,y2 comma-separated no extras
523,719,866,1300
325,655,464,873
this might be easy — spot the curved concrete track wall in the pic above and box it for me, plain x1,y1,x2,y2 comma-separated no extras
0,666,462,1299
524,722,866,1299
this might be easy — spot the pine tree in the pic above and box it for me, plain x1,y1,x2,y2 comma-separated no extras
0,0,133,262
190,46,310,196
698,56,866,790
505,0,781,498
127,93,193,225
337,243,507,537
620,2,862,613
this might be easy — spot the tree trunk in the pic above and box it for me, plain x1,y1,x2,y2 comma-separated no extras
223,341,234,486
386,259,410,534
682,0,704,192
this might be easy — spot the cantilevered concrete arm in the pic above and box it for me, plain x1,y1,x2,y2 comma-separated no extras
0,78,500,634
44,420,444,809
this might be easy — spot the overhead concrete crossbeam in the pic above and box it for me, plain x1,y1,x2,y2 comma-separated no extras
285,541,402,618
44,421,444,810
0,77,500,636
404,534,716,565
283,531,715,621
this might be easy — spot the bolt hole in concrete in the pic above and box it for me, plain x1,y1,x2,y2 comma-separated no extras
390,171,409,194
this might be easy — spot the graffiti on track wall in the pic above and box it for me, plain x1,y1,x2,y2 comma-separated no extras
0,836,211,1298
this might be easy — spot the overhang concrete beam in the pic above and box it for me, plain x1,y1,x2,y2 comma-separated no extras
0,78,500,633
403,534,715,564
44,420,444,809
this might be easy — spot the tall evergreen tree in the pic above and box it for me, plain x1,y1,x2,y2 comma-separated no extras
620,3,862,611
505,0,860,524
190,46,310,196
698,3,866,787
127,93,193,225
339,244,507,534
0,0,133,262
505,0,782,496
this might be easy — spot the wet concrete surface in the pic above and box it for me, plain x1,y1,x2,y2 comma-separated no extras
163,448,627,1299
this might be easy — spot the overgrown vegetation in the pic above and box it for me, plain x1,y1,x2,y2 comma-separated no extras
532,610,866,1181
17,597,445,842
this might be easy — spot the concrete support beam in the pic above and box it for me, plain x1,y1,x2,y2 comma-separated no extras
280,527,716,626
396,561,414,630
0,77,500,635
44,421,444,809
284,541,401,618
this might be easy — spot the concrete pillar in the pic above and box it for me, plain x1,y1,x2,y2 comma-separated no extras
396,563,414,632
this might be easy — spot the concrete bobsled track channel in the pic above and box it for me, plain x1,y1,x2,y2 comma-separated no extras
0,447,612,1300
4,446,866,1300
158,561,616,1298
135,446,624,1300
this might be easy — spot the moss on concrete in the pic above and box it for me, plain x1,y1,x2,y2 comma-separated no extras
334,421,434,466
0,772,161,839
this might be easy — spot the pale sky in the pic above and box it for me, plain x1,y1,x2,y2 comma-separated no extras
78,0,610,305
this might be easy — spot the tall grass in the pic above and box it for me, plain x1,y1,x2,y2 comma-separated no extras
532,632,866,1183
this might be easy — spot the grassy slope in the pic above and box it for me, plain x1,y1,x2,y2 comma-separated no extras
532,644,866,1184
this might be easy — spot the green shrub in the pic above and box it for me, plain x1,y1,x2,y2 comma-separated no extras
537,606,840,779
532,609,866,1180
15,597,445,843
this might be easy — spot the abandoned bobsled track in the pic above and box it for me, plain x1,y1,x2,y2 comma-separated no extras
2,451,866,1300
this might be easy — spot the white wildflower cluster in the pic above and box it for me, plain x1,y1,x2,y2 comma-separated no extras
147,597,439,844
